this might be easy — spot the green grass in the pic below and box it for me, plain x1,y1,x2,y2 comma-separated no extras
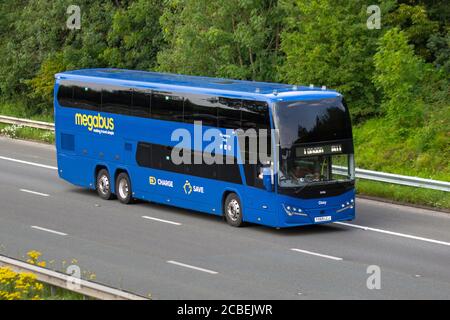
352,111,449,210
357,179,450,210
353,114,450,182
0,99,53,122
40,283,86,300
0,123,54,144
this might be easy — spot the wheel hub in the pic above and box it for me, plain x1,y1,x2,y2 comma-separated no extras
118,179,129,199
99,175,109,194
227,199,240,221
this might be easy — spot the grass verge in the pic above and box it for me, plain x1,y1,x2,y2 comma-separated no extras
0,99,53,122
0,250,88,300
0,123,54,144
40,283,85,300
356,179,449,210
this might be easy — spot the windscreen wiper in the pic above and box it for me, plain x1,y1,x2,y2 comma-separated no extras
294,182,313,194
293,179,341,194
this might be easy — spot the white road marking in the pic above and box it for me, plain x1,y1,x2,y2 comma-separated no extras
335,222,450,247
20,189,49,197
142,216,181,226
167,260,218,274
291,248,343,261
0,156,57,170
31,226,67,236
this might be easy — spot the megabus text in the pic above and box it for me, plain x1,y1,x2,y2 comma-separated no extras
75,113,114,132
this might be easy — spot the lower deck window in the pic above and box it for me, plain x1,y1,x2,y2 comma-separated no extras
136,142,242,184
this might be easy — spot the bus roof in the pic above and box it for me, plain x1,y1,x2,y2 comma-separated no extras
55,68,341,102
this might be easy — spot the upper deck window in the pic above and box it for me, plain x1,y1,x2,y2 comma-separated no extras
56,81,270,131
274,97,352,148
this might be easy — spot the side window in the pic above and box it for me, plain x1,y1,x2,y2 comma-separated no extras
217,98,242,129
151,144,184,174
243,153,265,189
136,142,242,184
240,101,271,189
57,84,75,108
73,84,101,111
186,150,218,179
241,100,270,130
131,90,151,118
102,86,132,115
183,94,218,127
217,155,242,184
136,142,152,167
151,91,184,122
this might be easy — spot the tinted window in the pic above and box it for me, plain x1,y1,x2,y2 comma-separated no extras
132,90,151,118
243,154,265,188
241,100,270,130
218,155,242,184
184,94,218,127
57,85,74,107
152,91,184,122
151,144,184,174
240,130,271,188
217,98,242,129
136,142,152,167
183,150,218,179
136,142,242,184
72,84,101,111
102,86,132,115
274,98,352,147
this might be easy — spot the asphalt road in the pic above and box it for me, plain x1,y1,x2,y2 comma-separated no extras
0,136,449,299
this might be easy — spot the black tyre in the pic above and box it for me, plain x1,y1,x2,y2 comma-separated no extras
96,169,113,200
224,193,244,227
116,172,133,204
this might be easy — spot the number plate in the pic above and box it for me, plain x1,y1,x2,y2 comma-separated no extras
314,216,332,223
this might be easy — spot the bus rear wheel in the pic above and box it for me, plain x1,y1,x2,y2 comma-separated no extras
96,169,113,200
224,193,245,227
116,172,133,204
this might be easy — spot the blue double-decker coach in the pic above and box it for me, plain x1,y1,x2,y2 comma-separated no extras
54,69,355,228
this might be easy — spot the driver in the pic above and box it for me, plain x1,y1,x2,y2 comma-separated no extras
290,164,322,182
289,165,309,180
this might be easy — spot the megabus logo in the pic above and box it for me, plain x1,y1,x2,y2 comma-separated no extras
75,113,115,135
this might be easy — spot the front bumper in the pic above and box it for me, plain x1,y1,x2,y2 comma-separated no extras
276,191,355,227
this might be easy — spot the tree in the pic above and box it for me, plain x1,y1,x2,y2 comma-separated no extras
1,0,118,112
101,0,164,70
373,28,425,128
386,3,439,61
157,0,284,82
279,0,393,120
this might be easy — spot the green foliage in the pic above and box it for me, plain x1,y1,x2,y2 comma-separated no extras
427,29,450,73
386,3,439,61
354,113,449,182
0,123,55,144
26,54,68,106
279,0,391,120
157,0,284,81
101,0,164,70
357,179,450,210
373,28,425,127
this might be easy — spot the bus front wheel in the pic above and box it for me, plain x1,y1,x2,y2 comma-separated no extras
116,172,133,204
224,193,245,227
96,169,113,200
